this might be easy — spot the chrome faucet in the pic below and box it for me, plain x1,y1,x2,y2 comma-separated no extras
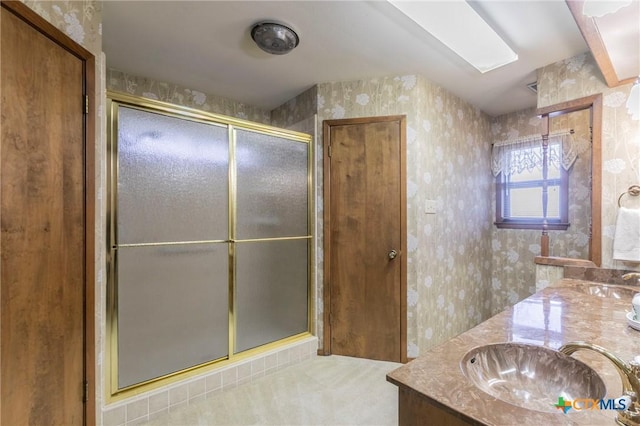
623,272,640,283
559,341,640,426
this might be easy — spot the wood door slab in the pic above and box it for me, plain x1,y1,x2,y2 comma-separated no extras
324,116,406,363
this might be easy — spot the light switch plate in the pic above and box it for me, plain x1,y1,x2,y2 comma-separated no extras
425,200,437,214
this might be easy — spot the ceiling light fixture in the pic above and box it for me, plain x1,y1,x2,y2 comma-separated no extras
251,22,299,55
388,0,518,73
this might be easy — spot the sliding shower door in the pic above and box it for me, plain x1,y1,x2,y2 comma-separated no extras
235,130,310,353
114,106,230,389
107,93,312,396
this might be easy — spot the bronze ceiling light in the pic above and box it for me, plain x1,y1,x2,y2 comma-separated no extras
251,22,299,55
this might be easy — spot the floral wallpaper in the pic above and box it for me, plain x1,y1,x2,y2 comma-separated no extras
535,264,564,292
294,75,496,356
538,52,640,271
271,86,317,130
411,77,494,354
107,69,271,125
489,108,592,314
21,0,102,56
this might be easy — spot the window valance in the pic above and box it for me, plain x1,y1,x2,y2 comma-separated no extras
490,131,577,177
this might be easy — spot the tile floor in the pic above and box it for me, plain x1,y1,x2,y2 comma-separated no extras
142,355,402,425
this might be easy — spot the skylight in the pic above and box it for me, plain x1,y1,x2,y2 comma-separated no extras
388,0,518,73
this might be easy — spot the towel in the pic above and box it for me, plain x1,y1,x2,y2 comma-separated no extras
614,207,640,262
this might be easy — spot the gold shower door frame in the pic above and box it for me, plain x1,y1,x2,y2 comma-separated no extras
106,92,314,401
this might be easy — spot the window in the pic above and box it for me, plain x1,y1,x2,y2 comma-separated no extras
492,135,574,230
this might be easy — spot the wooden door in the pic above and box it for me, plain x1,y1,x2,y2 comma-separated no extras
1,3,95,425
323,116,406,363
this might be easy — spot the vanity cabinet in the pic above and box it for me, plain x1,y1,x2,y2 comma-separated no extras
387,279,639,425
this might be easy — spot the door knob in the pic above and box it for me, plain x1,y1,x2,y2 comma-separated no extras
388,249,398,260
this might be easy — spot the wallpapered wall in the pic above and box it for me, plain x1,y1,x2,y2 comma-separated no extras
410,77,494,353
537,52,640,271
307,76,495,355
107,69,271,125
271,85,317,129
489,108,592,314
22,0,102,55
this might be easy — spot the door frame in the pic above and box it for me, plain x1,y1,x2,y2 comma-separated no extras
322,115,407,362
1,2,96,424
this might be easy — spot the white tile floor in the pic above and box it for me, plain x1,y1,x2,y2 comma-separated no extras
142,355,402,426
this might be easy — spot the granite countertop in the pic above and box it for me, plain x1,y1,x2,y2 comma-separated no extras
387,278,640,425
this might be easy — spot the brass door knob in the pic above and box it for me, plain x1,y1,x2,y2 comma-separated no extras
388,249,398,260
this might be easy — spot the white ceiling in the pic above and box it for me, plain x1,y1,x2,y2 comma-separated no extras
103,1,589,117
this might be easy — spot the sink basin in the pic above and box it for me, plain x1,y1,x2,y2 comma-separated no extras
573,284,637,299
461,343,606,412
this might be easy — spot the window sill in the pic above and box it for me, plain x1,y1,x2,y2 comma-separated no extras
494,222,570,230
534,256,595,267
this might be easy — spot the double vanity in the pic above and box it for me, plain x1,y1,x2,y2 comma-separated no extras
387,274,640,425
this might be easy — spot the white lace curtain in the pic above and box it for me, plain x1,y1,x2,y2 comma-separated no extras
491,132,577,177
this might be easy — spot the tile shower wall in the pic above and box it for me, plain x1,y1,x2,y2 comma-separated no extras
107,69,271,125
490,107,592,314
20,1,106,423
311,75,494,356
537,52,640,271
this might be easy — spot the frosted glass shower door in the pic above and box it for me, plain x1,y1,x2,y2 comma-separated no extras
115,107,229,388
235,129,308,239
235,240,309,352
117,244,228,388
108,96,313,394
235,129,310,353
116,107,228,244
